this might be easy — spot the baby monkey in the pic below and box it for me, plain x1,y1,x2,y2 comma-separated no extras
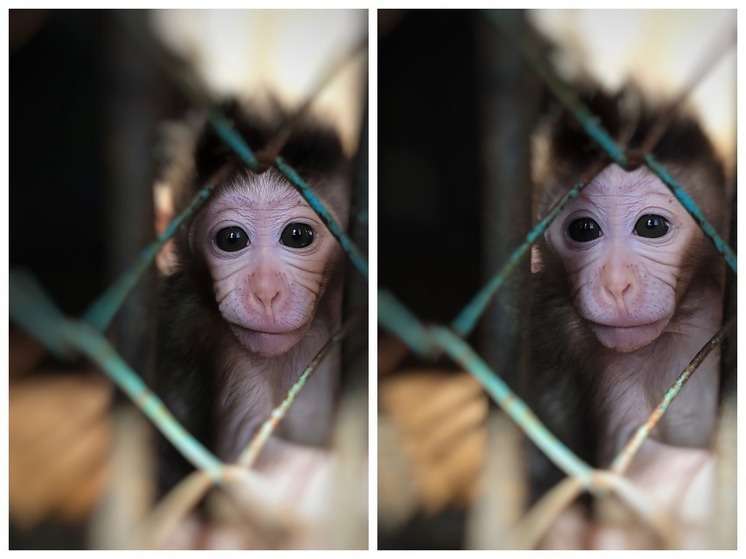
155,100,350,495
528,85,729,544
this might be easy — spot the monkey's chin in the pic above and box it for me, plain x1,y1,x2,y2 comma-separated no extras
591,319,668,353
229,324,308,357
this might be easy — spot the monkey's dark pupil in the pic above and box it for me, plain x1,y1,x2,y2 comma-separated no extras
215,227,249,252
281,223,315,248
635,214,670,238
568,218,602,242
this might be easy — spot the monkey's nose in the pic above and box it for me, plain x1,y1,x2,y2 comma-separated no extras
605,281,633,307
256,289,280,314
600,263,637,308
249,273,282,314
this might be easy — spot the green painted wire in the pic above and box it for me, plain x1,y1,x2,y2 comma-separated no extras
83,184,215,332
10,270,225,482
646,155,736,273
451,179,588,338
276,157,369,280
378,288,594,486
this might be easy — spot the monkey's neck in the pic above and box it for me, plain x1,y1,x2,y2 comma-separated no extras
214,313,340,463
592,282,722,466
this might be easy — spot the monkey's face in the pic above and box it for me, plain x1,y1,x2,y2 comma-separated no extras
190,170,344,357
544,164,702,353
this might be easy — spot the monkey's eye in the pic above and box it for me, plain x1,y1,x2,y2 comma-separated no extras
568,218,602,243
280,223,315,248
634,215,670,238
215,226,249,252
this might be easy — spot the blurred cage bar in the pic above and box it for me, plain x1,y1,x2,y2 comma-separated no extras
9,9,368,550
377,9,735,550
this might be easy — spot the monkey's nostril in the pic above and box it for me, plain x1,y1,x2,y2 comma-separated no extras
256,289,280,308
600,276,636,309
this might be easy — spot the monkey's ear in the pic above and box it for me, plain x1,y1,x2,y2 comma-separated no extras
531,244,543,274
154,180,179,276
153,117,203,276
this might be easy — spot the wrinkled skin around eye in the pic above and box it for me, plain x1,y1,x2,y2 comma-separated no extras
545,164,700,352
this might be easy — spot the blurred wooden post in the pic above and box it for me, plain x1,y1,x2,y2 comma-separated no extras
471,10,541,548
476,9,539,407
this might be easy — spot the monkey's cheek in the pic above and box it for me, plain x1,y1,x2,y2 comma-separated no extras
229,324,308,357
590,319,668,353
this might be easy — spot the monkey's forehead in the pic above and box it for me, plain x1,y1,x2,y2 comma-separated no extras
202,172,346,225
212,170,330,212
209,190,310,216
582,164,671,198
212,166,347,216
216,175,302,207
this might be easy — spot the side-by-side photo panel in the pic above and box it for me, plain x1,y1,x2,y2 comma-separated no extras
9,9,368,550
378,9,736,550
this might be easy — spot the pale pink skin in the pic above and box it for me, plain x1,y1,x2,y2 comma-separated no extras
188,169,347,460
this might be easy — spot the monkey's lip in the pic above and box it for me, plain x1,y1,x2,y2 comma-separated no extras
228,322,309,357
228,321,305,336
591,318,666,330
589,318,668,353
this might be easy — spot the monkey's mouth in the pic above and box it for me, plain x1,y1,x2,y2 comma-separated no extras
228,322,309,357
590,318,669,353
228,320,305,336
